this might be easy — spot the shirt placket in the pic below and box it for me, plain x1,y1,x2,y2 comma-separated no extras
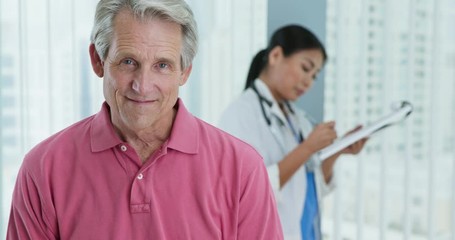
116,144,168,214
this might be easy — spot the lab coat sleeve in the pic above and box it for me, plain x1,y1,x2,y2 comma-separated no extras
314,161,336,198
266,164,281,201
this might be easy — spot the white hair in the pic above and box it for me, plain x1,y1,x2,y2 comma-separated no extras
90,0,198,69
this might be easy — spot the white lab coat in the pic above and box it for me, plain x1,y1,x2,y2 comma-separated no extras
218,79,335,240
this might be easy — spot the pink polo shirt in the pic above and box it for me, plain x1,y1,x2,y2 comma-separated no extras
7,99,283,240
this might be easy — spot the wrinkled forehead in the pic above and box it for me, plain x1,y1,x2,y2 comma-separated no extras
112,8,183,46
109,9,183,64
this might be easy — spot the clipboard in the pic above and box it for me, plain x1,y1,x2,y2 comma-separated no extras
318,101,413,161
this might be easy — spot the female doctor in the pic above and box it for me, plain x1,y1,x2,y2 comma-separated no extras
218,25,367,240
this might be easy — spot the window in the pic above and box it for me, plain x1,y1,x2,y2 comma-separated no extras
324,0,455,239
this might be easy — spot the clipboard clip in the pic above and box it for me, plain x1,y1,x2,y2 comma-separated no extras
372,100,413,134
392,100,413,117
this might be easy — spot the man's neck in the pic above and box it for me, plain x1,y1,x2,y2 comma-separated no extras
114,108,177,163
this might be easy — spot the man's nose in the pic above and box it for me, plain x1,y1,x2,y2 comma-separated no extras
132,70,154,94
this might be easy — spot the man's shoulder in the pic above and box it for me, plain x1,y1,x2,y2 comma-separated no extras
24,115,96,164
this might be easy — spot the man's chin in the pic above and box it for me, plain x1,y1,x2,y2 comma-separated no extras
119,113,154,129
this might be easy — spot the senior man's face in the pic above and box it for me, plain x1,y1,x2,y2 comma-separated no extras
92,9,191,134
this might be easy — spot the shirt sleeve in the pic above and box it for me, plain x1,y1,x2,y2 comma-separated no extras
7,166,58,240
237,157,284,239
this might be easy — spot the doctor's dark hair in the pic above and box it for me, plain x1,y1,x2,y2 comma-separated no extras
245,25,328,90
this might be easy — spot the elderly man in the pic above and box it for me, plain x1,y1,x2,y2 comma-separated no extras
7,0,283,239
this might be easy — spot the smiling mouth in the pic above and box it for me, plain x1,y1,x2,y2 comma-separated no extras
128,97,155,104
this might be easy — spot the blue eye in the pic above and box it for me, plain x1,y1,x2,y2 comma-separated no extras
123,59,134,65
159,63,168,69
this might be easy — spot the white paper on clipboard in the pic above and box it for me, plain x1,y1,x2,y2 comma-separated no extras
318,101,413,161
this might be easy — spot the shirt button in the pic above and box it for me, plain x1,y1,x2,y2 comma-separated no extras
137,173,144,180
120,145,127,152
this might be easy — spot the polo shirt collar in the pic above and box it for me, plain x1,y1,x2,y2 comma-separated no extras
90,100,199,154
90,102,123,152
167,99,199,154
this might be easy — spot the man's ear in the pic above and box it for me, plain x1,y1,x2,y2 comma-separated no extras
179,64,192,86
268,46,284,66
89,44,104,78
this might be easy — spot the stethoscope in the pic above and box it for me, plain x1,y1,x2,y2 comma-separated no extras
250,82,318,171
250,83,304,144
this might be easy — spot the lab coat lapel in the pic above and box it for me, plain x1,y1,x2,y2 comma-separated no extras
254,80,298,154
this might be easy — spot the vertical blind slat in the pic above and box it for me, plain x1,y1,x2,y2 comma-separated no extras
356,0,368,238
332,1,342,239
46,0,53,132
404,1,415,239
0,0,3,236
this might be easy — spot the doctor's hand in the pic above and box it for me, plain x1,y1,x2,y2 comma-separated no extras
304,121,338,154
340,125,368,155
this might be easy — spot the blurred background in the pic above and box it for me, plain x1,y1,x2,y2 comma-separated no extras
1,0,454,239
